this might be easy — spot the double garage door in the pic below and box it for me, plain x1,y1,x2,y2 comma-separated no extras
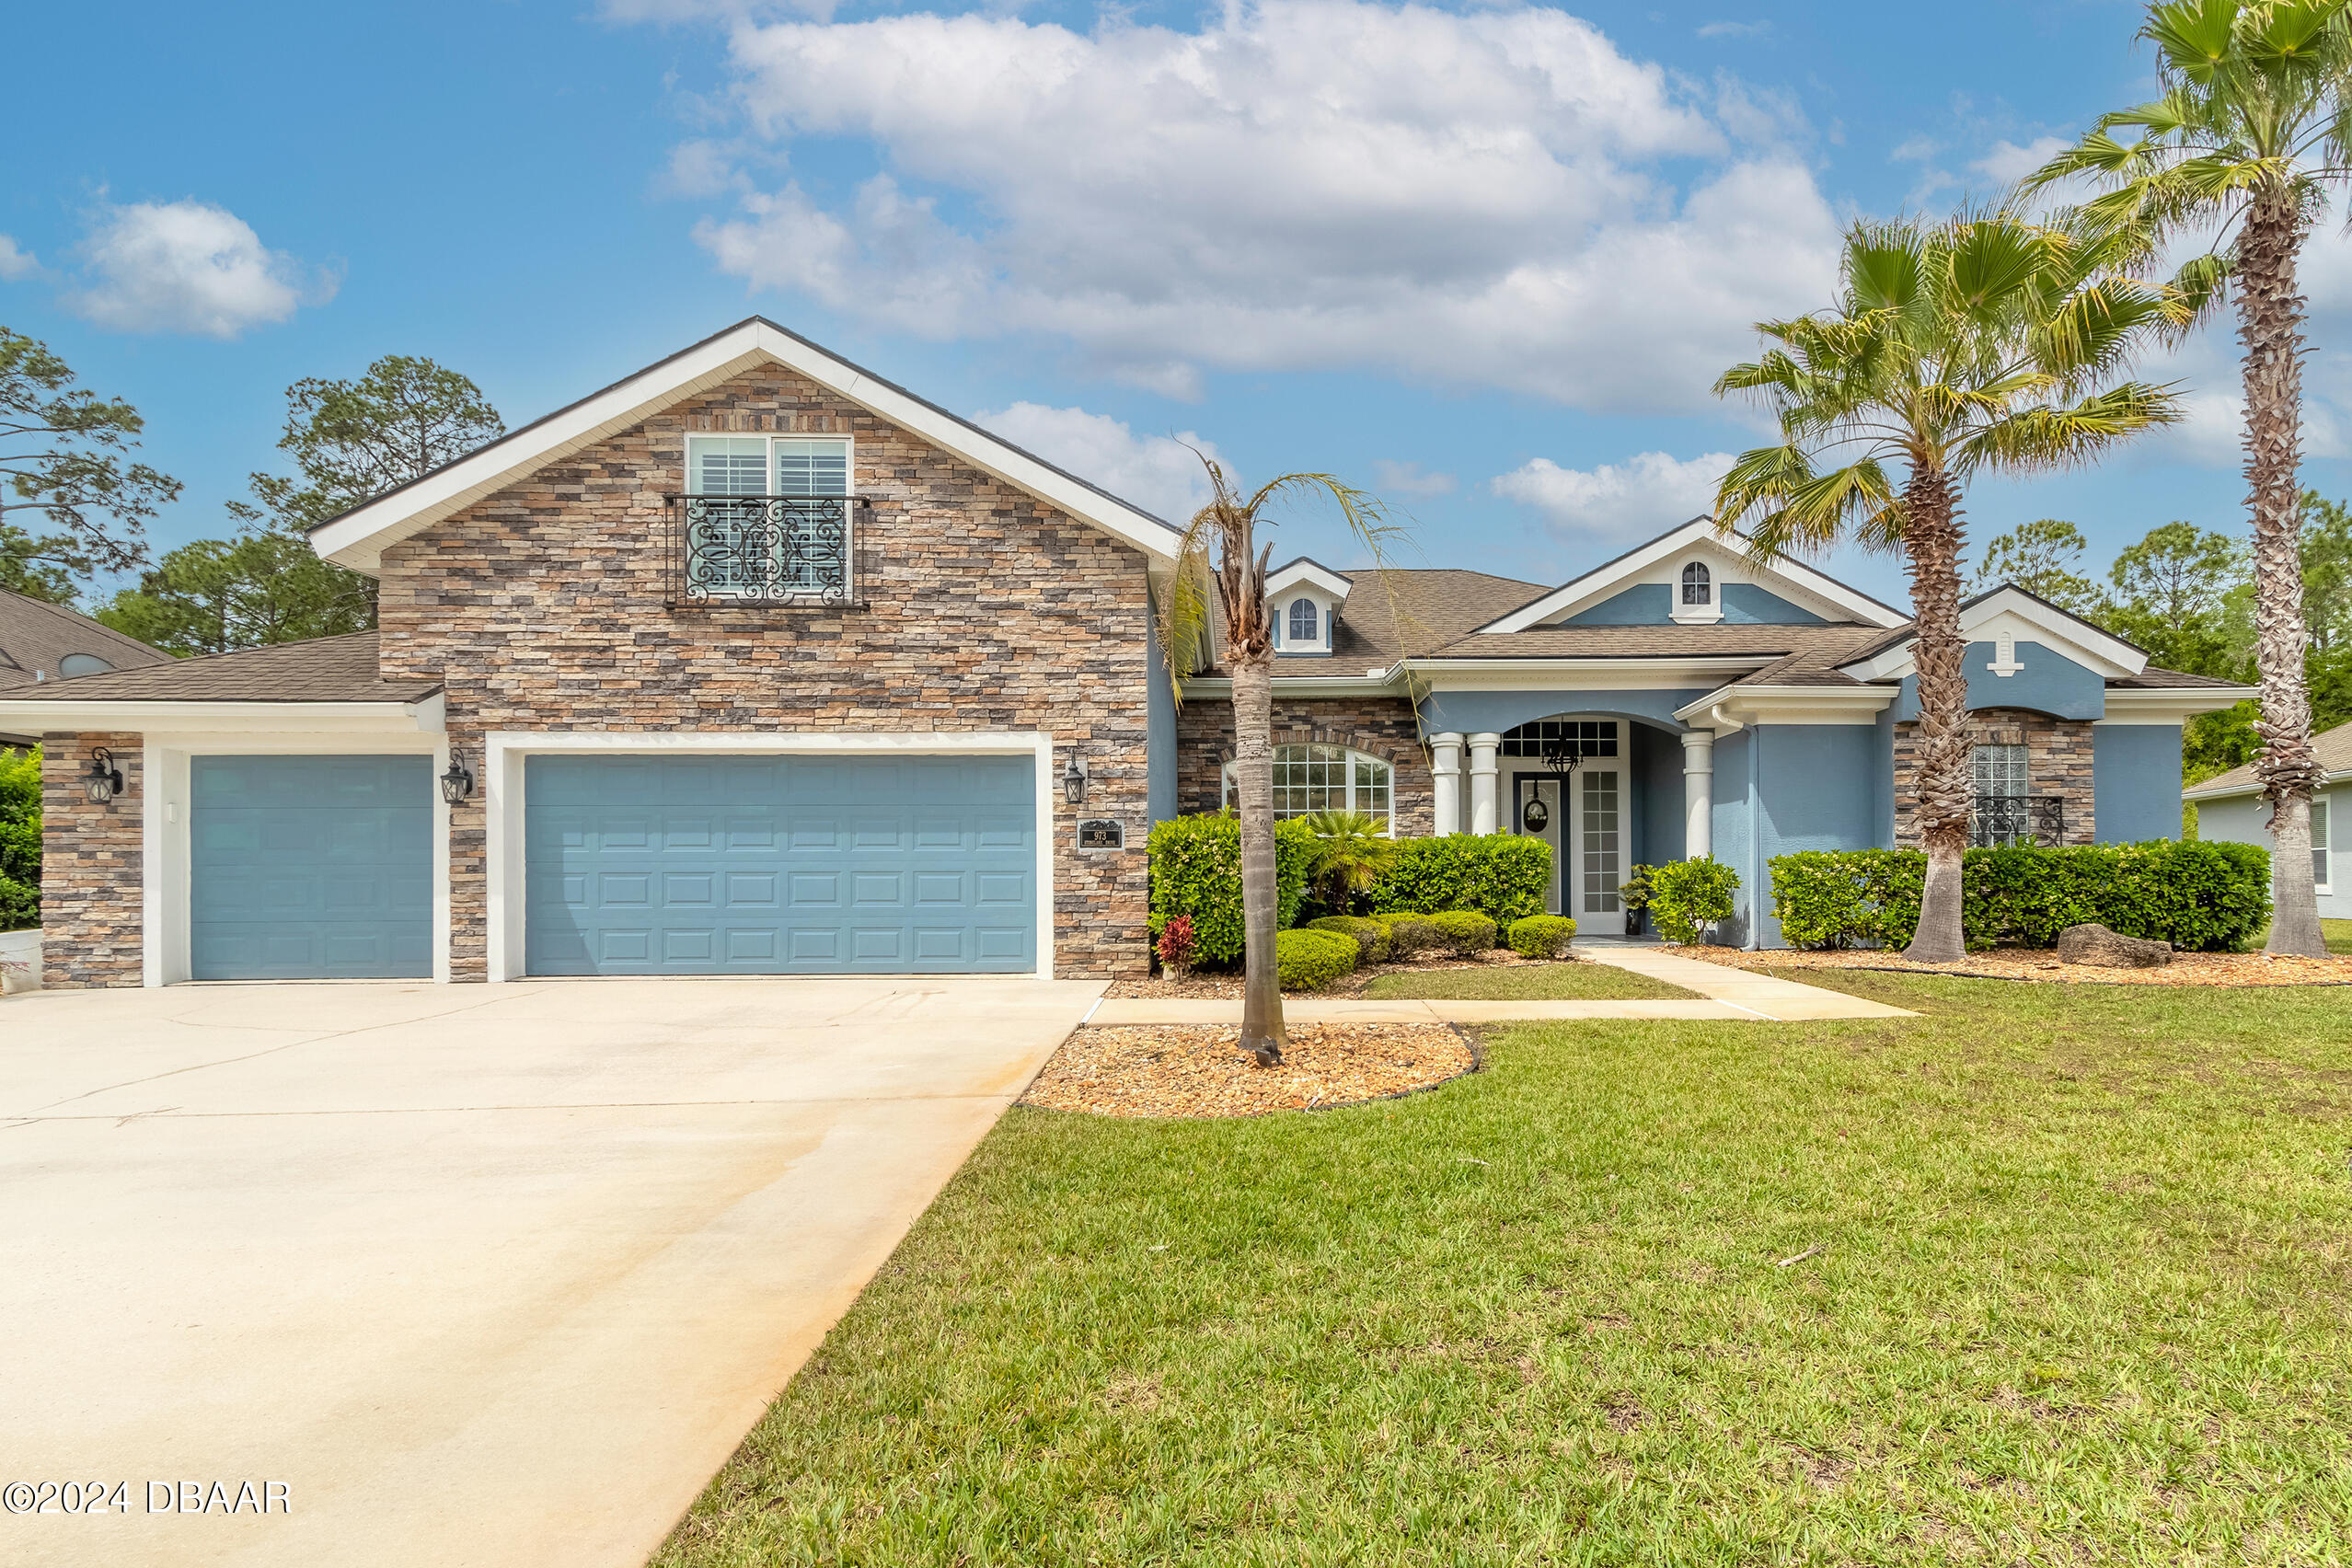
186,751,1035,980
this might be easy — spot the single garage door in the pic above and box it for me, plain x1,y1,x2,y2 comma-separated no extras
189,755,433,980
524,754,1037,975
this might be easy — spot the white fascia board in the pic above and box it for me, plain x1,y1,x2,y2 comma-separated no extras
0,699,443,734
1412,656,1770,692
1673,685,1895,728
308,320,1182,573
1265,559,1355,600
1476,518,1908,634
1183,672,1404,698
2097,685,2254,729
1838,590,2149,681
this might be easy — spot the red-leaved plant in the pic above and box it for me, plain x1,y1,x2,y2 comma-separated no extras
1155,915,1197,981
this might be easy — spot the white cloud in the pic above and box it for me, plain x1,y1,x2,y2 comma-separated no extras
1696,19,1769,39
1969,135,2070,188
1491,450,1734,539
675,1,1840,412
655,139,746,199
976,402,1221,523
0,235,37,282
1372,459,1457,497
64,200,330,338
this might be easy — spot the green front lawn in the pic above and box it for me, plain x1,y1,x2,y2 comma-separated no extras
661,975,2352,1567
1361,961,1697,1001
2329,917,2352,955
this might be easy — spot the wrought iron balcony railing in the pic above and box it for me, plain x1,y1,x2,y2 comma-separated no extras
662,493,865,608
1970,793,2065,848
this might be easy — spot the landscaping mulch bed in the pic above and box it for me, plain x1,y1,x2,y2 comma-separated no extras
1688,944,2352,987
1106,950,1554,999
1021,1023,1477,1119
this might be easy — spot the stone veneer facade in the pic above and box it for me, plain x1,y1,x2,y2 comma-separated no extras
373,363,1153,981
1174,695,1434,835
1892,707,2096,847
39,731,144,988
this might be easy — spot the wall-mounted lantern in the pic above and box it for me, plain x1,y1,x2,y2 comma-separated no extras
439,751,476,806
84,746,124,806
1062,751,1090,806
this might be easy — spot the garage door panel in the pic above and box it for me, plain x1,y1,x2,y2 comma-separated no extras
190,755,432,981
524,753,1036,974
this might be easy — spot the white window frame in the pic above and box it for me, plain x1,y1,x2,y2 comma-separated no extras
1669,559,1723,624
1221,744,1392,824
682,433,858,604
2314,796,2333,894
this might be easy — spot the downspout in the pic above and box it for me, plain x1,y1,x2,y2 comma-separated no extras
1747,722,1762,950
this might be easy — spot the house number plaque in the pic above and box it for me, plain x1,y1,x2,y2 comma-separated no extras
1076,819,1125,852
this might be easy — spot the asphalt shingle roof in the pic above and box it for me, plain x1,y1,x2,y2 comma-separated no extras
0,590,174,691
0,630,438,705
2193,718,2352,795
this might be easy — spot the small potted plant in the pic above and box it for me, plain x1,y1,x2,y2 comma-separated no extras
1618,865,1655,937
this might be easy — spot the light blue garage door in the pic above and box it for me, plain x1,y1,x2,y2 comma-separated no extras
189,755,433,980
524,754,1037,975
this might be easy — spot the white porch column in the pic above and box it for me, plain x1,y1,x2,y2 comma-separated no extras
1681,730,1714,858
1430,732,1464,835
1468,732,1502,835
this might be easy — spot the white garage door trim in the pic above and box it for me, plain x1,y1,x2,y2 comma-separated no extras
139,732,455,987
483,732,1057,982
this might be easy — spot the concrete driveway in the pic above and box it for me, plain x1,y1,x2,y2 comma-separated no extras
0,975,1102,1568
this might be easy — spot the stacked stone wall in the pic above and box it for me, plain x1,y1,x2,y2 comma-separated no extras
39,732,143,987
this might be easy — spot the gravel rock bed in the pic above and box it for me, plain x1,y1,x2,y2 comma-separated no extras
1687,945,2352,986
1020,1023,1477,1119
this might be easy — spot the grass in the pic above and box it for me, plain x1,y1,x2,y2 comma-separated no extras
2329,917,2352,955
660,975,2352,1567
1360,961,1697,1001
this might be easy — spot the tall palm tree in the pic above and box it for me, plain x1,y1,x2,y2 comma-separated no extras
1713,213,2191,963
1160,459,1401,1066
2022,0,2351,957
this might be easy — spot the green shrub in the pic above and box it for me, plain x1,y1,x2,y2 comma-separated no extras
1766,841,2270,952
1649,856,1741,945
1306,915,1391,963
1426,910,1499,957
1146,813,1320,966
0,745,39,932
1506,915,1578,958
1375,912,1447,957
1367,834,1551,925
1276,928,1358,990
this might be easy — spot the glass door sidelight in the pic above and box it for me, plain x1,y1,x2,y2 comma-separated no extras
1515,776,1565,916
1574,767,1621,916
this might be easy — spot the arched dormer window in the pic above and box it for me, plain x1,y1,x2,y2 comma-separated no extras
1680,561,1712,605
1287,597,1319,644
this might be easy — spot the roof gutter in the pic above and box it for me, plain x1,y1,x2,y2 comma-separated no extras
0,696,447,734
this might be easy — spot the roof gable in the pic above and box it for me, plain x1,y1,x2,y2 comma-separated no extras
1835,583,2148,682
0,588,174,688
306,318,1183,574
1474,518,1907,634
1266,557,1354,601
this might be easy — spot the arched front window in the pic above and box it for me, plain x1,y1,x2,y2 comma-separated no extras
1680,561,1712,605
1287,597,1320,643
1222,744,1391,822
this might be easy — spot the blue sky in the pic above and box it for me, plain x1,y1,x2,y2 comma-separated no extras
8,0,2350,605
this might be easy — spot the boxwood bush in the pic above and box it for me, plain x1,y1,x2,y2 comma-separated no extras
1146,813,1320,967
1426,910,1499,957
1768,841,2270,952
1367,834,1551,925
1276,928,1359,990
1372,911,1447,958
1506,914,1578,958
1649,855,1741,945
1306,915,1391,963
0,745,39,932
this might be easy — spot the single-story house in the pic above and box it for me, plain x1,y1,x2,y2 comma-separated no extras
0,318,2254,988
2185,719,2348,918
1,588,174,747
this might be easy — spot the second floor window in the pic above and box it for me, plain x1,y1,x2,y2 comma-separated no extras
1287,597,1319,645
1681,561,1712,605
681,435,853,603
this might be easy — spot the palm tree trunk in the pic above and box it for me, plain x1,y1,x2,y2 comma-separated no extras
1229,651,1286,1066
2239,186,2329,957
1901,463,1970,965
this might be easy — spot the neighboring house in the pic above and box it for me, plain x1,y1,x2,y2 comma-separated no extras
0,589,175,747
0,318,2254,988
2185,719,2351,919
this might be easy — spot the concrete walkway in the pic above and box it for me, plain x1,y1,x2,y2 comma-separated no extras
0,975,1104,1568
1089,946,1913,1025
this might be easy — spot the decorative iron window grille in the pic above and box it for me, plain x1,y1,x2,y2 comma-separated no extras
1970,794,2064,847
662,494,862,607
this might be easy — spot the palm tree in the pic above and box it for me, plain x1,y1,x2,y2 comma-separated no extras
1160,459,1401,1066
1299,809,1400,915
1712,213,2191,963
2021,0,2350,957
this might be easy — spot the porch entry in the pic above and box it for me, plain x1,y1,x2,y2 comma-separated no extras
1505,720,1623,920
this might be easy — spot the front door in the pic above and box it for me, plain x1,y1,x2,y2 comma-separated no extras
1514,767,1623,920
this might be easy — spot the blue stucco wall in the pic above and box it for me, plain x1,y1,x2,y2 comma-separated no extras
1893,640,2107,721
1871,705,1897,847
1418,688,1714,737
2093,724,2184,843
1709,728,1755,947
1635,722,1687,867
1753,724,1880,947
1558,582,1827,626
1146,607,1178,824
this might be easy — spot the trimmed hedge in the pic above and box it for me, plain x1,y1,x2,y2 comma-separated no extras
1367,834,1551,925
1146,813,1320,967
1650,855,1740,945
1768,841,2271,952
1306,915,1392,963
1426,910,1499,957
1276,928,1359,990
0,746,38,932
1373,911,1447,958
1507,915,1578,958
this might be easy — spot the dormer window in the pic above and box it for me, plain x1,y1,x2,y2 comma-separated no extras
1264,558,1349,653
1669,559,1723,624
1287,597,1319,643
1681,562,1711,605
